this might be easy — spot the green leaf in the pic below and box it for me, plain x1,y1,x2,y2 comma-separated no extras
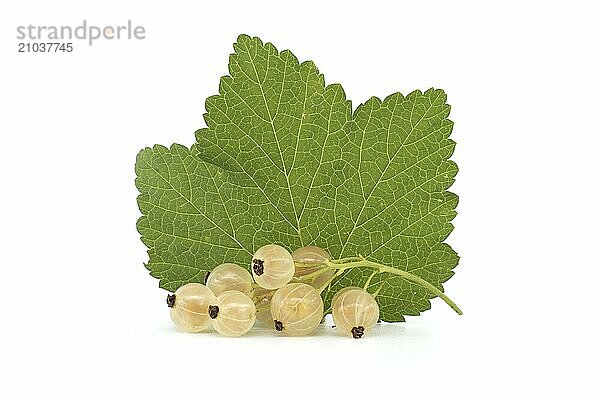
136,34,458,321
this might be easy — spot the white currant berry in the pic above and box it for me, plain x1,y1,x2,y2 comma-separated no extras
206,263,253,296
270,283,324,336
209,290,256,337
332,287,379,338
252,244,295,290
292,246,334,289
330,286,362,309
167,283,216,333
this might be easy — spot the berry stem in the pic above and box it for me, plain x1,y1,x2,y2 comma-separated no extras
371,281,386,297
329,256,364,264
251,288,274,304
255,304,270,313
294,256,462,315
294,264,337,281
363,270,378,290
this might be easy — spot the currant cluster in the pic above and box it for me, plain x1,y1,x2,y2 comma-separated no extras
166,244,380,338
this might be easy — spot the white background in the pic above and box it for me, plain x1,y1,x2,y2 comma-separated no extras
1,1,598,398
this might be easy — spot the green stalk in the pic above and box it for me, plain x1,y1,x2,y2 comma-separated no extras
295,257,462,315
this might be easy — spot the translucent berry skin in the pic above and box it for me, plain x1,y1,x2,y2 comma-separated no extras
252,244,295,290
332,288,379,338
291,246,330,267
169,283,216,333
211,290,256,337
291,246,334,289
206,263,253,296
270,283,324,336
330,286,362,309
